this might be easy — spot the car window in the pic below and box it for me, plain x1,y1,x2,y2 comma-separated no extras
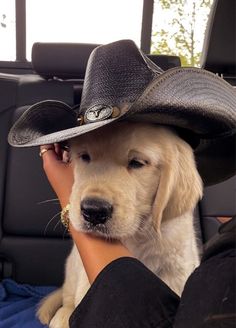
0,0,16,61
1,0,214,66
26,0,143,60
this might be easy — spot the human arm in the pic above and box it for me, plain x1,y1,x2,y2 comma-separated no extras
40,144,132,283
40,144,179,328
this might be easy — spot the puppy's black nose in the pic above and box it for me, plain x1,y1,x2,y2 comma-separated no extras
81,198,113,225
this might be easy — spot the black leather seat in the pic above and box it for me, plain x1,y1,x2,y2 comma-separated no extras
0,0,235,283
0,44,98,285
200,176,236,242
0,43,182,286
199,0,236,241
0,79,75,285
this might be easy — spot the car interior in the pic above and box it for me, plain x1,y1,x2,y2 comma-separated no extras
0,0,235,300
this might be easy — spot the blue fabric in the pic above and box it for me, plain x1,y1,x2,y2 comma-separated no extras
0,279,56,328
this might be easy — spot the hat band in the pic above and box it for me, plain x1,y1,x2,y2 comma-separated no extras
77,104,131,126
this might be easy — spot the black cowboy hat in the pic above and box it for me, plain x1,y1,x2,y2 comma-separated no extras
8,40,236,186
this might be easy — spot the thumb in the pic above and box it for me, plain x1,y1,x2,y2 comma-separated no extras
40,144,63,171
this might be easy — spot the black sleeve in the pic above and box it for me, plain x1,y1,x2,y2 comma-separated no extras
174,218,236,328
69,257,180,328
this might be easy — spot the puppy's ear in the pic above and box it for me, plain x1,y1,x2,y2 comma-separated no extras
152,138,203,230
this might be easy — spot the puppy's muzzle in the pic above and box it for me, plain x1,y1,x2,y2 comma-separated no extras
81,198,113,225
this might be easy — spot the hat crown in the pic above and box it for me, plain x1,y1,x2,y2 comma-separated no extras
79,40,162,117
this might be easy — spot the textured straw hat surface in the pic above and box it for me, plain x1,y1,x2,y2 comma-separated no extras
8,40,236,185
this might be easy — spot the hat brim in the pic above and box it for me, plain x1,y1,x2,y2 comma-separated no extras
9,113,118,147
8,67,236,186
9,67,236,144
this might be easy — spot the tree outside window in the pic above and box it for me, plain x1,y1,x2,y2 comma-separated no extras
151,0,213,67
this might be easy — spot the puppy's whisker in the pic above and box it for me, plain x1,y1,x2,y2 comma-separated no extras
63,227,69,240
142,222,157,238
38,198,59,205
53,218,63,231
136,218,159,245
43,211,61,235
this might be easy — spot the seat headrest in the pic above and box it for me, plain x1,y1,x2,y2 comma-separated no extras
147,54,181,70
31,42,100,79
31,42,181,80
201,0,236,76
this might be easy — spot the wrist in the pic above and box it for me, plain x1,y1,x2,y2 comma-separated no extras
61,204,70,230
69,224,133,283
58,194,70,209
60,199,69,209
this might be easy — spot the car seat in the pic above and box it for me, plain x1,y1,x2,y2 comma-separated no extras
0,43,181,285
199,0,236,242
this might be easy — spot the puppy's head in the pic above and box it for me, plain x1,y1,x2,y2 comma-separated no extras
69,122,202,238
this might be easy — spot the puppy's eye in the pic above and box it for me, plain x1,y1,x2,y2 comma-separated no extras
79,153,91,163
128,159,146,169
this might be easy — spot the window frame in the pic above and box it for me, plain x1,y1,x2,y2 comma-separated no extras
0,0,154,69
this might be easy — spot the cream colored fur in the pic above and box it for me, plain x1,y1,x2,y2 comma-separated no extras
37,122,203,328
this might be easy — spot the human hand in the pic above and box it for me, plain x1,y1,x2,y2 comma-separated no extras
40,144,132,284
40,144,74,208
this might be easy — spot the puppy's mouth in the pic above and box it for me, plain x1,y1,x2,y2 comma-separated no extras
83,221,110,236
78,198,149,238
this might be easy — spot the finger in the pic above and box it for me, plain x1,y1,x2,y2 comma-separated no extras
41,147,72,174
62,149,71,163
40,144,61,167
54,143,63,159
54,142,71,163
40,144,54,152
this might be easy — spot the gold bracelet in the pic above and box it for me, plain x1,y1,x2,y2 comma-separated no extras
61,204,70,230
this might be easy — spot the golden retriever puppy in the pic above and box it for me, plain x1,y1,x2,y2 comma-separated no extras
37,122,203,328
